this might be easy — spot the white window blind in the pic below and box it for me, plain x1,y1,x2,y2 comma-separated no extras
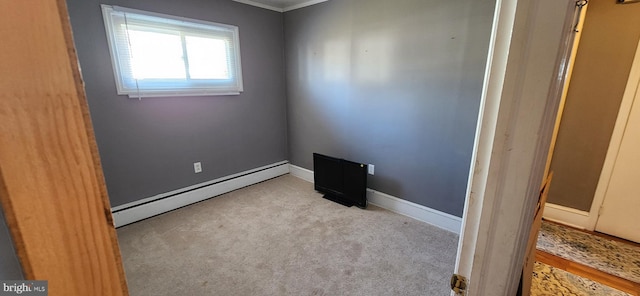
101,5,243,98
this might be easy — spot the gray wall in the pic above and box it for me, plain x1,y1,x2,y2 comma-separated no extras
0,205,23,279
66,0,288,207
548,0,640,211
285,0,495,216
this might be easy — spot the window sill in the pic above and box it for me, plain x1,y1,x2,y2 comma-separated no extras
120,91,242,98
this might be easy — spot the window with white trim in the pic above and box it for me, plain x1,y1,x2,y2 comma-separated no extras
101,5,243,98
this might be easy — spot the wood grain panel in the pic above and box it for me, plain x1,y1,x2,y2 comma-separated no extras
0,1,128,295
536,251,640,296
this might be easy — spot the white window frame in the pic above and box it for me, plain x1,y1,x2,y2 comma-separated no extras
101,5,243,98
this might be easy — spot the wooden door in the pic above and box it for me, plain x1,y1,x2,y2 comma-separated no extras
520,173,553,296
595,74,640,243
0,1,129,295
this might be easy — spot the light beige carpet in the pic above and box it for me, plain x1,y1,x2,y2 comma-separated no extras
117,175,459,296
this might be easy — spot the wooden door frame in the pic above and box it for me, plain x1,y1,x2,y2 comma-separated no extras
543,2,589,180
587,38,640,230
539,2,589,230
0,1,128,295
453,0,577,294
1,0,583,295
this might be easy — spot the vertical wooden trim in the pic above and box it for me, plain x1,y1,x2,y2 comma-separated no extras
56,0,128,291
0,1,128,295
521,173,553,296
543,3,588,180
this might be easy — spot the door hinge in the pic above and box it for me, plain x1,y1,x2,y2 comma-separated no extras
598,205,604,217
573,0,588,32
451,274,468,295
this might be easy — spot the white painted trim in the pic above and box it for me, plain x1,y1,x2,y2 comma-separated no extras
288,165,461,234
231,0,329,13
283,0,329,12
587,38,640,231
112,161,289,212
231,0,283,12
454,0,577,295
112,162,290,227
454,0,523,292
542,203,589,229
366,190,462,234
288,164,314,183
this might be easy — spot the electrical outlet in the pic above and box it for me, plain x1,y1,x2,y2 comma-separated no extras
193,162,202,173
368,164,375,175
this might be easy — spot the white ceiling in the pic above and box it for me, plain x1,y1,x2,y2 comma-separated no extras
232,0,329,12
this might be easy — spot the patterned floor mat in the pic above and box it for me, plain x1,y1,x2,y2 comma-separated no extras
532,262,630,296
537,221,640,284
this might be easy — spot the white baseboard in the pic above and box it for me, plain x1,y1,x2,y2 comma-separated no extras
542,203,590,229
289,164,314,182
288,164,462,234
367,189,462,234
112,162,290,227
